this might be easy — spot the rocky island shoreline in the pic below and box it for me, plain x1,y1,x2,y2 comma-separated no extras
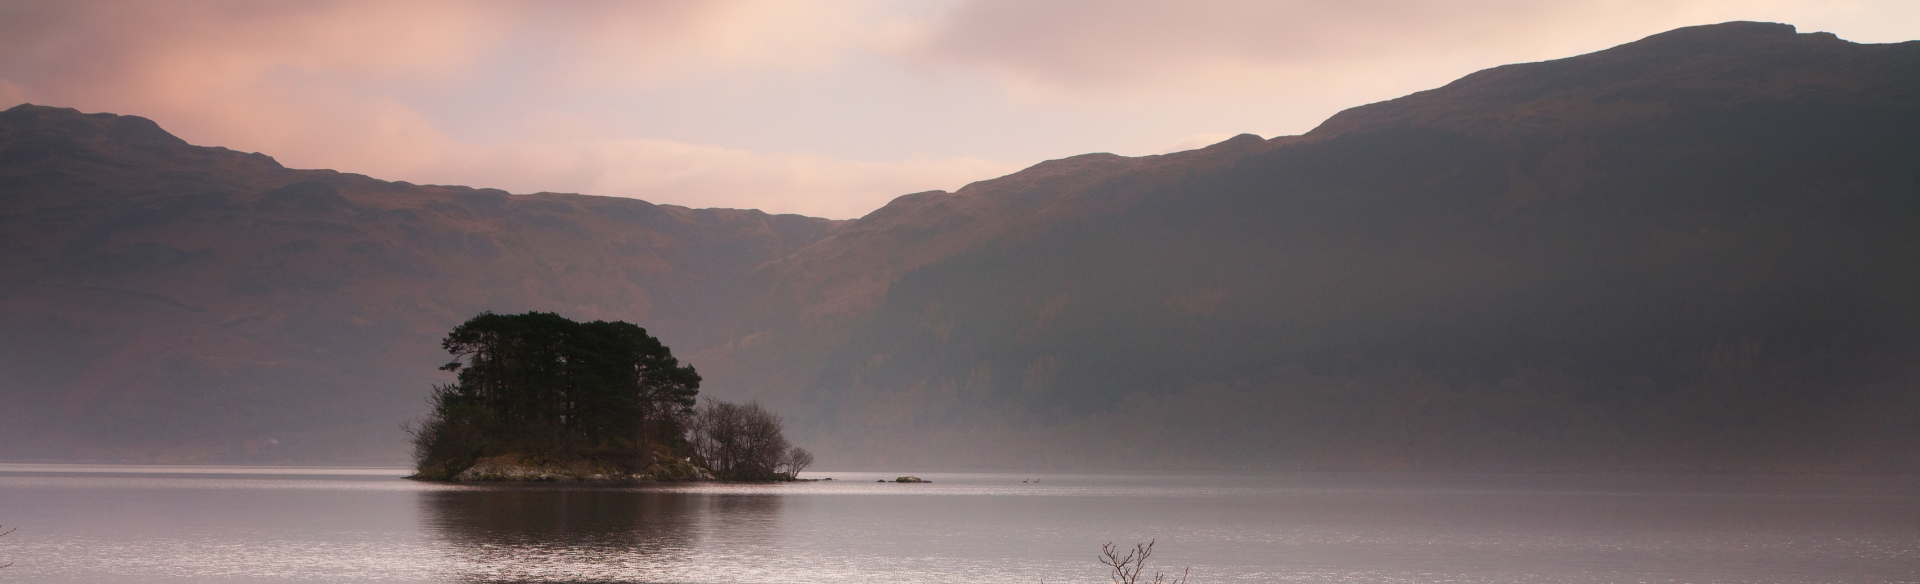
421,455,717,483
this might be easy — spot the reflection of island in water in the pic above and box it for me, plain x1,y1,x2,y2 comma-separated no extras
421,486,783,582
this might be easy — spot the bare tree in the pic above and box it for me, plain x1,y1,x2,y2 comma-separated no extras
779,446,814,478
1,523,13,569
690,399,793,480
1100,540,1187,584
691,399,749,476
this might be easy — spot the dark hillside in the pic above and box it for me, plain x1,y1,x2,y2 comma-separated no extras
0,104,840,462
2,22,1914,471
715,22,1920,471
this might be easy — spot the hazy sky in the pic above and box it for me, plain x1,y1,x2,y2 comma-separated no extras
2,1,1915,218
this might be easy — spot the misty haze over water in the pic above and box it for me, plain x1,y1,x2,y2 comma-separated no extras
0,464,1913,583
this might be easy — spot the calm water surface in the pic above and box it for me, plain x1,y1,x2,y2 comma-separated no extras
0,464,1914,583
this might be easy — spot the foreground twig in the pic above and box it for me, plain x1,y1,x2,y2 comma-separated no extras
1,523,13,568
1099,540,1188,584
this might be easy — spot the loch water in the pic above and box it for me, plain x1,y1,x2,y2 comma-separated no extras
0,464,1914,583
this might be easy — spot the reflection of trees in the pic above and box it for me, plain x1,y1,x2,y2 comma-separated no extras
421,486,784,582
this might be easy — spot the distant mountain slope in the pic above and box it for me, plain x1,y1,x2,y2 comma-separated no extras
3,22,1915,471
0,104,840,462
705,22,1920,471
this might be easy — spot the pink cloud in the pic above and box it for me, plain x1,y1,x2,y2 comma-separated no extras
892,0,1904,99
422,138,1018,219
0,0,974,218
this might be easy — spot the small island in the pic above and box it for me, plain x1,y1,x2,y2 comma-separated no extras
407,311,811,482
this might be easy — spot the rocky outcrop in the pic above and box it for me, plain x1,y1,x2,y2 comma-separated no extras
642,458,717,482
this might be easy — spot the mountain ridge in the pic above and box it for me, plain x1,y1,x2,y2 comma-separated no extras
0,103,843,462
2,21,1916,470
693,21,1920,471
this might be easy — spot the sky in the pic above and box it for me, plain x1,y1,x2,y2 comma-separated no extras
1,1,1915,219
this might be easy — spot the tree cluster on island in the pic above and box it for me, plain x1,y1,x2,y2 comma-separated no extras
407,311,809,482
691,399,813,481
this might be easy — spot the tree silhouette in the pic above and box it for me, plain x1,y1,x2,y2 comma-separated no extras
409,312,701,479
781,446,815,478
689,399,793,480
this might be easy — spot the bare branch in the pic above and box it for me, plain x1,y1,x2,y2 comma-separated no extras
1099,540,1185,584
